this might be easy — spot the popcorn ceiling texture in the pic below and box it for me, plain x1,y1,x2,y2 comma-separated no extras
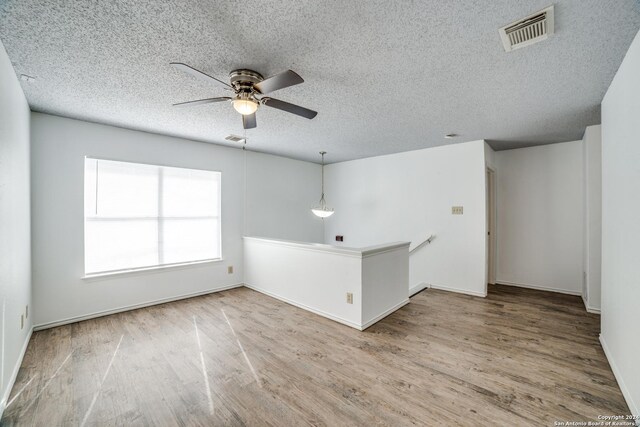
1,0,639,163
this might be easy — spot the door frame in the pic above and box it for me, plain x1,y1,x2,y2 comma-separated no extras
486,167,497,288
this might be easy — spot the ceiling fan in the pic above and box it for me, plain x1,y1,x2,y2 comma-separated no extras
170,62,317,129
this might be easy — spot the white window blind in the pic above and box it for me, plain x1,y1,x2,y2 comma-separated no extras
84,158,221,275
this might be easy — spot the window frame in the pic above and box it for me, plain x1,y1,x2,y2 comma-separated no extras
83,157,223,277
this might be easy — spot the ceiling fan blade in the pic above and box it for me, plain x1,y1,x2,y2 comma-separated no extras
243,113,257,129
262,97,317,119
170,62,232,90
172,97,231,107
254,70,304,94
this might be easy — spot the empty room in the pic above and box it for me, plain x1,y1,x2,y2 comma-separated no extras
1,1,639,425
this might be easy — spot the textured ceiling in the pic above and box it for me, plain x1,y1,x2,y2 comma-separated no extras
1,1,639,163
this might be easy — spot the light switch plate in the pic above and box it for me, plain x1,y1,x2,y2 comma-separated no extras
452,206,464,215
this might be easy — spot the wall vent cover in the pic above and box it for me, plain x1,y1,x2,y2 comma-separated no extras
225,134,246,143
499,5,554,52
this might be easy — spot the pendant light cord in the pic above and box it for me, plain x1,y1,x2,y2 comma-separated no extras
243,129,247,236
319,151,326,206
321,152,325,203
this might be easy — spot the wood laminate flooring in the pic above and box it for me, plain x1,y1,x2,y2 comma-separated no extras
1,284,629,426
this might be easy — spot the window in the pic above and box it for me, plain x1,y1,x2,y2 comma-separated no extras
84,158,221,275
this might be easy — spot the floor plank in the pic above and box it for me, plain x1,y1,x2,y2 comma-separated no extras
2,284,629,426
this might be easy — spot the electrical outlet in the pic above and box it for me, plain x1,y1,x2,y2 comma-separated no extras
346,293,353,304
335,235,344,242
20,314,24,330
227,266,234,274
451,206,464,215
26,304,28,319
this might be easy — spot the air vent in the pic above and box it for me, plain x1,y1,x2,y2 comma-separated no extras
499,5,554,52
225,134,246,143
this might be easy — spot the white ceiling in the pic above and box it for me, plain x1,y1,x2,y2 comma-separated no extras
1,0,639,163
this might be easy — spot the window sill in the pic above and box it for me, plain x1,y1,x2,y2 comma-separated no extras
82,258,225,281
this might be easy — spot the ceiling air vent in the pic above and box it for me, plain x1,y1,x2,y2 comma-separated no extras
225,134,246,143
499,5,554,52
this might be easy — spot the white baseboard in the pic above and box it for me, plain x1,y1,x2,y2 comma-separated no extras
495,280,582,296
586,306,601,314
243,283,362,330
600,334,639,416
361,299,410,330
0,326,33,419
409,282,430,297
33,283,244,331
430,283,487,298
582,294,601,314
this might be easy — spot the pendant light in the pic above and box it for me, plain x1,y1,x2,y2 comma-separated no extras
312,151,334,218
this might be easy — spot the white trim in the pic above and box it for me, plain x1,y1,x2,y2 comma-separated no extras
33,283,243,331
244,237,361,258
0,327,33,419
361,243,411,258
243,236,410,259
495,280,582,296
244,283,363,330
360,299,410,330
244,283,362,329
82,258,225,281
84,155,225,175
409,282,430,297
430,284,487,298
581,294,601,314
600,334,639,416
586,306,601,314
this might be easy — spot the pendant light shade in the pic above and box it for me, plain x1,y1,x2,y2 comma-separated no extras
311,204,334,218
312,151,334,218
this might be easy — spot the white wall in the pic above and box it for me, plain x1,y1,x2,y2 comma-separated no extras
360,245,409,326
495,141,584,295
245,152,322,243
244,237,363,328
0,41,32,411
582,125,602,313
600,29,640,416
323,140,488,297
244,237,409,330
30,113,322,328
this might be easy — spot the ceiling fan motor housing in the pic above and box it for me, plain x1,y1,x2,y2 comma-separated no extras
229,69,264,90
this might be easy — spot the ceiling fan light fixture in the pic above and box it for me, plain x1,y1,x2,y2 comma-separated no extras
170,63,317,129
232,96,258,115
